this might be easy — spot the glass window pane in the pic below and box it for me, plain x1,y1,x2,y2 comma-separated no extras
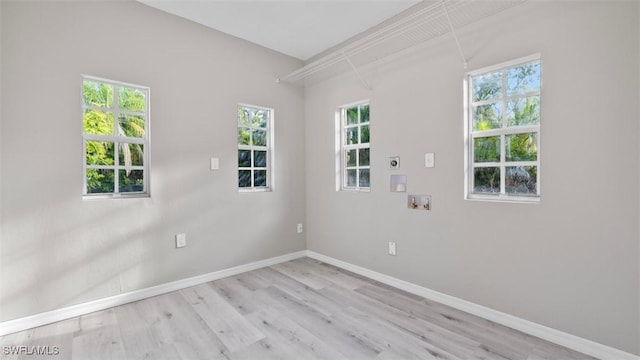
359,148,370,166
254,170,267,187
472,102,502,131
252,129,267,146
507,62,540,96
86,141,114,165
506,166,537,195
360,125,370,144
347,107,358,125
254,150,267,167
474,136,500,162
252,109,268,128
86,169,114,194
359,169,370,188
506,133,537,162
238,127,251,145
346,127,358,145
118,87,146,112
239,170,252,187
346,169,357,187
119,170,144,193
473,167,500,194
360,105,370,123
238,150,251,168
238,107,251,126
472,72,502,102
346,149,357,167
83,109,114,135
507,96,540,127
83,81,113,108
119,143,144,167
118,114,145,138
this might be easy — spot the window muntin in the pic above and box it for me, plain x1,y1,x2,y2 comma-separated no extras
238,104,272,191
466,56,540,202
82,76,150,197
340,102,370,190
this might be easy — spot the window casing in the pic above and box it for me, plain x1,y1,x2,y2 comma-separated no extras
465,55,541,202
237,104,273,191
82,76,150,198
340,102,370,191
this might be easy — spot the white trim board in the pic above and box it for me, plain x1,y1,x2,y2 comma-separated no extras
0,251,307,337
306,250,639,360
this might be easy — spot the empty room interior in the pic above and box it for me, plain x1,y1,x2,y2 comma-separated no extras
1,0,639,359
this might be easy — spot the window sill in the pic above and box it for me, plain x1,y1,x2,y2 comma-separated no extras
466,193,540,204
239,188,272,193
83,193,150,200
340,187,371,193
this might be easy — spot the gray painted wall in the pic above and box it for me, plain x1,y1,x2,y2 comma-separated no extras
0,1,306,321
305,1,639,355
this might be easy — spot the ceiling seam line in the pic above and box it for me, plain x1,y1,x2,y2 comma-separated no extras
442,0,467,68
342,51,373,91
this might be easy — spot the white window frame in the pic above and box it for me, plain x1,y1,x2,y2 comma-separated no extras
464,54,541,203
237,103,274,192
81,75,150,199
338,100,371,192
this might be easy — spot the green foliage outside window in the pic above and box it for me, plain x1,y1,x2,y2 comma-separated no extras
237,105,270,189
470,60,540,196
83,79,147,194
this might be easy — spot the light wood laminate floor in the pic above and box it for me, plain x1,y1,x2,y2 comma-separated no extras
0,257,597,359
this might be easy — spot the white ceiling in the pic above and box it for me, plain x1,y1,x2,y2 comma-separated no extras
137,0,421,61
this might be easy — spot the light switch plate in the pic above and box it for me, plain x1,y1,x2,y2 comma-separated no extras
425,153,435,168
210,157,219,170
175,233,186,248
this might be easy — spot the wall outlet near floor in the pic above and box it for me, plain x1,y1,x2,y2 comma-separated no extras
388,241,397,256
297,223,303,233
175,233,186,248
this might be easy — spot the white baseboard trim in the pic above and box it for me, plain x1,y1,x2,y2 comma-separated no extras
0,250,307,337
306,250,638,360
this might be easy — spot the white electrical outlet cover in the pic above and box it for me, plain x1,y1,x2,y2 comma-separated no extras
388,242,397,256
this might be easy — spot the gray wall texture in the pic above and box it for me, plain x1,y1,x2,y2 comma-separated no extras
304,1,639,355
0,0,306,323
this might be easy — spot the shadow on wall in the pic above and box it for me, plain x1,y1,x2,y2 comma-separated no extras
0,154,284,322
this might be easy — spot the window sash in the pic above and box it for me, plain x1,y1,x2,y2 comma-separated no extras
340,103,370,191
237,104,272,191
82,76,150,198
465,56,540,202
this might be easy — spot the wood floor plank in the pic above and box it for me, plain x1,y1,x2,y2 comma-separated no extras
0,257,599,360
181,283,265,352
259,285,384,358
355,283,539,359
337,304,460,360
138,291,229,360
244,307,349,360
0,329,34,360
72,309,126,360
271,260,334,290
113,300,184,360
295,257,372,290
24,318,79,360
212,272,277,315
320,284,480,359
